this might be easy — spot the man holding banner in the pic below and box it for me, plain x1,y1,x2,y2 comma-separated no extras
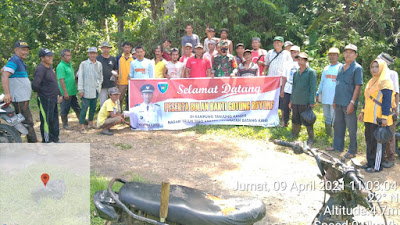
130,84,163,130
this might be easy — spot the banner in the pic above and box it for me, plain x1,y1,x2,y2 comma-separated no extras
128,77,280,130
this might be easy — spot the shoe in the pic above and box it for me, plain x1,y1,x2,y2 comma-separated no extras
382,161,395,168
53,140,65,143
360,164,369,169
101,129,113,136
306,126,314,147
326,147,339,152
63,125,72,130
61,116,71,130
87,125,96,129
80,129,87,134
343,152,356,159
365,167,381,173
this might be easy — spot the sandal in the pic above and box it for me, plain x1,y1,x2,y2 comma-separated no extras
343,152,355,159
365,167,381,173
326,147,338,152
80,129,87,134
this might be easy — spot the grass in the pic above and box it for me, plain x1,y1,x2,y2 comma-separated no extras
115,142,133,150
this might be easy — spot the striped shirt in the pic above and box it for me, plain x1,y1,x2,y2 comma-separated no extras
77,59,103,99
3,54,32,102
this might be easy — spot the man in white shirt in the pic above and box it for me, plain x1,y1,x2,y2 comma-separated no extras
164,48,185,78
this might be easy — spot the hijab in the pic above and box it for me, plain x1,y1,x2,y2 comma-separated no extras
364,59,394,100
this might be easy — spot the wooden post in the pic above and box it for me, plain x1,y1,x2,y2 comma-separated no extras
159,181,170,223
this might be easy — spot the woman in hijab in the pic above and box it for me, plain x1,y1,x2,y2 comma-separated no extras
358,59,395,173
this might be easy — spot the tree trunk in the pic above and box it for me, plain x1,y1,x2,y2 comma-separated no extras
150,0,164,20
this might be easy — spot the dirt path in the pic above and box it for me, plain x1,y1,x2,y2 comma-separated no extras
31,116,400,224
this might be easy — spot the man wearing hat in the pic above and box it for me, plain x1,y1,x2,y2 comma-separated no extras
326,44,363,159
251,37,268,73
97,41,118,107
97,87,125,135
284,41,294,51
377,52,398,168
233,49,260,77
235,43,245,65
1,40,38,142
32,48,63,143
317,47,343,137
179,43,194,66
212,41,237,77
77,47,103,133
289,52,317,146
203,40,218,64
57,49,81,130
185,44,212,78
131,84,163,129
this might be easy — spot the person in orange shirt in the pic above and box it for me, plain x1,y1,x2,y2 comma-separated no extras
117,42,134,110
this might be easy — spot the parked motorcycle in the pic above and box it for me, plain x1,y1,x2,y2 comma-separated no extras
0,94,28,143
94,178,266,225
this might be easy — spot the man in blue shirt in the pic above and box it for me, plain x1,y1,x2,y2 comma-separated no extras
129,46,154,79
317,47,343,137
326,44,363,159
1,41,38,142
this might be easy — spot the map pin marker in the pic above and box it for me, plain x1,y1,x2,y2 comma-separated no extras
41,173,50,187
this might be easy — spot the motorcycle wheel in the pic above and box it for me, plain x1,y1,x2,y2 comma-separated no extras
0,124,22,143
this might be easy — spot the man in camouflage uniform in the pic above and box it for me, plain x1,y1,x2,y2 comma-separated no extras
212,41,237,77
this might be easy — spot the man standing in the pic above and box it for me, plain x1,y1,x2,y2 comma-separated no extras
185,44,212,78
284,41,294,51
97,41,118,107
203,40,218,63
179,43,194,65
203,28,218,53
164,48,185,79
280,45,300,127
289,52,317,146
326,44,363,159
77,47,103,133
212,41,237,77
235,43,245,65
117,42,134,110
219,28,233,54
153,46,167,78
181,24,200,55
57,49,81,130
32,48,63,143
317,47,342,137
233,49,260,77
162,39,172,61
129,46,154,79
251,37,267,75
377,52,399,168
1,40,38,142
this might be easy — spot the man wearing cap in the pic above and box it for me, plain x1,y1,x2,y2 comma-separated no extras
251,37,268,74
280,45,300,127
284,41,294,51
212,41,237,77
179,43,194,65
289,52,317,146
77,47,103,133
1,40,38,142
164,48,185,79
203,40,218,64
131,84,163,129
97,87,125,135
181,24,200,56
377,52,399,168
317,47,343,137
233,49,260,77
235,43,245,65
326,44,363,159
117,41,134,110
57,49,81,130
185,44,212,78
32,48,63,143
97,41,118,107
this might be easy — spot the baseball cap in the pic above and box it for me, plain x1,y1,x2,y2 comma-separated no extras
290,45,300,52
284,41,293,47
377,52,394,65
208,28,215,32
88,47,98,53
344,44,357,52
273,36,284,43
244,49,252,55
328,47,340,54
39,48,54,57
14,40,30,49
140,84,155,93
236,43,245,48
184,43,193,48
100,41,112,48
109,87,121,95
195,44,204,49
295,52,309,59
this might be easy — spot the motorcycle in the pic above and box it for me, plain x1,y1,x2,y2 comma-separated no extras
0,94,28,143
93,178,266,225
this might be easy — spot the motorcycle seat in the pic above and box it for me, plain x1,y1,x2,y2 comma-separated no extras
118,181,266,225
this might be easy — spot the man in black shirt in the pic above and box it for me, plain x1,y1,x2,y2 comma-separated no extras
32,48,63,143
97,41,118,106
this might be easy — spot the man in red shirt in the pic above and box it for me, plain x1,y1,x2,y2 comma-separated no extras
185,44,212,78
251,37,268,75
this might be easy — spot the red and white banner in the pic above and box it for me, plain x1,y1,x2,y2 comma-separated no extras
128,77,280,130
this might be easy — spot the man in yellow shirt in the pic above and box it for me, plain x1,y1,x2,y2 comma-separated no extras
97,87,125,135
117,42,134,110
153,45,167,78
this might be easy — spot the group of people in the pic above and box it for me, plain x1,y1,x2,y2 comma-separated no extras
1,24,398,174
